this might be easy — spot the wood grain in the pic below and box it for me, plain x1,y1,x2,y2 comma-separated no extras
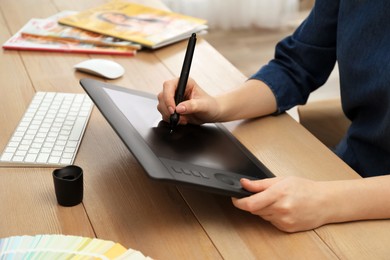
2,0,390,259
0,168,95,237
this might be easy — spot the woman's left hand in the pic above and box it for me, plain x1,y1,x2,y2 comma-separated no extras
232,176,330,232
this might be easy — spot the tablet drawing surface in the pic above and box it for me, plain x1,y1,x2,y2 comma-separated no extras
80,78,274,197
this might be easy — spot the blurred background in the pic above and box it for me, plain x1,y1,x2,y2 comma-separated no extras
162,0,340,120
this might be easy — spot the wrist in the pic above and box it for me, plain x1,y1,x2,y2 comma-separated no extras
318,179,373,225
316,181,343,225
214,94,233,122
214,80,277,122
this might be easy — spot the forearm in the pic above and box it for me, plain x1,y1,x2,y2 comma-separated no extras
215,79,277,122
322,175,390,224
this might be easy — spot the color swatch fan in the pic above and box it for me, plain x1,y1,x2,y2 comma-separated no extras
0,234,151,259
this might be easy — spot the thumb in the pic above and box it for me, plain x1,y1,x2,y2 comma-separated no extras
176,98,207,115
240,177,280,193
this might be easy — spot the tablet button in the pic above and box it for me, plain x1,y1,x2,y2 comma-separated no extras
198,171,209,179
190,170,201,177
182,168,191,175
170,165,210,179
215,173,238,186
171,166,182,174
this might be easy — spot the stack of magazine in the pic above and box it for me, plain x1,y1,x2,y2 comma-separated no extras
2,0,207,55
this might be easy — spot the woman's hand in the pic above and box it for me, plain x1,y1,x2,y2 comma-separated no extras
157,77,220,125
232,177,330,232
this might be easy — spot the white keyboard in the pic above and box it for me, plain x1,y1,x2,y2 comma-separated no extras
0,92,93,167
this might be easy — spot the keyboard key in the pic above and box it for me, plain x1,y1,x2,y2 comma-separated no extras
60,158,72,165
48,156,60,164
8,142,19,147
5,147,16,153
12,156,24,162
64,147,76,153
67,141,78,148
62,153,73,159
1,153,13,161
41,147,52,153
11,136,22,142
51,151,63,157
18,145,29,151
15,151,27,157
28,148,39,154
25,154,37,162
37,153,50,163
53,145,65,151
69,117,87,141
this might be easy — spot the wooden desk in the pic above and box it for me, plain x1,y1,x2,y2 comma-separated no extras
1,0,390,259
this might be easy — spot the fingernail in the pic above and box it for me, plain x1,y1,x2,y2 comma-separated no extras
168,106,175,114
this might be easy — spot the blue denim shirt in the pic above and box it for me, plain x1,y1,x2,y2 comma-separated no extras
250,0,390,177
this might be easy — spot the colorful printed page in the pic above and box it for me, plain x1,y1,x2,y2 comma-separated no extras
21,11,141,50
0,234,151,259
2,19,137,56
59,0,208,48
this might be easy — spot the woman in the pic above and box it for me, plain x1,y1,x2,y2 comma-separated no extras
157,0,390,232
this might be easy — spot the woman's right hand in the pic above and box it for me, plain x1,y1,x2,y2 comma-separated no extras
157,77,220,125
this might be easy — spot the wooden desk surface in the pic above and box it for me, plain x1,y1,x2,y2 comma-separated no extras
1,0,390,259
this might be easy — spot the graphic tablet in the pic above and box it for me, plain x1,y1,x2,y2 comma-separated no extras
80,78,274,197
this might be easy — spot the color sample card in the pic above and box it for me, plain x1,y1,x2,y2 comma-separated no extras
0,234,150,259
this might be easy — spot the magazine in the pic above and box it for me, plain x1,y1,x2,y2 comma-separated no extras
21,10,141,50
58,0,208,49
3,19,137,56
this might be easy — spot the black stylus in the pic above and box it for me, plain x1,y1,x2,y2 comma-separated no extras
169,33,197,133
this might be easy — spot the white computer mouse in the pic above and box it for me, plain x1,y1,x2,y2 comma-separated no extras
74,59,125,79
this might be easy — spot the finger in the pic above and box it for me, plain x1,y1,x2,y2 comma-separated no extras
232,196,276,221
232,195,275,214
232,185,279,213
162,78,179,113
157,93,169,118
174,99,207,125
240,177,281,193
157,92,171,122
176,92,211,115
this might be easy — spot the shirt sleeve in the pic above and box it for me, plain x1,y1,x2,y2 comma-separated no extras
250,0,339,113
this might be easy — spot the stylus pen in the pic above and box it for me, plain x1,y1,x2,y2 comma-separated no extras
169,33,197,132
